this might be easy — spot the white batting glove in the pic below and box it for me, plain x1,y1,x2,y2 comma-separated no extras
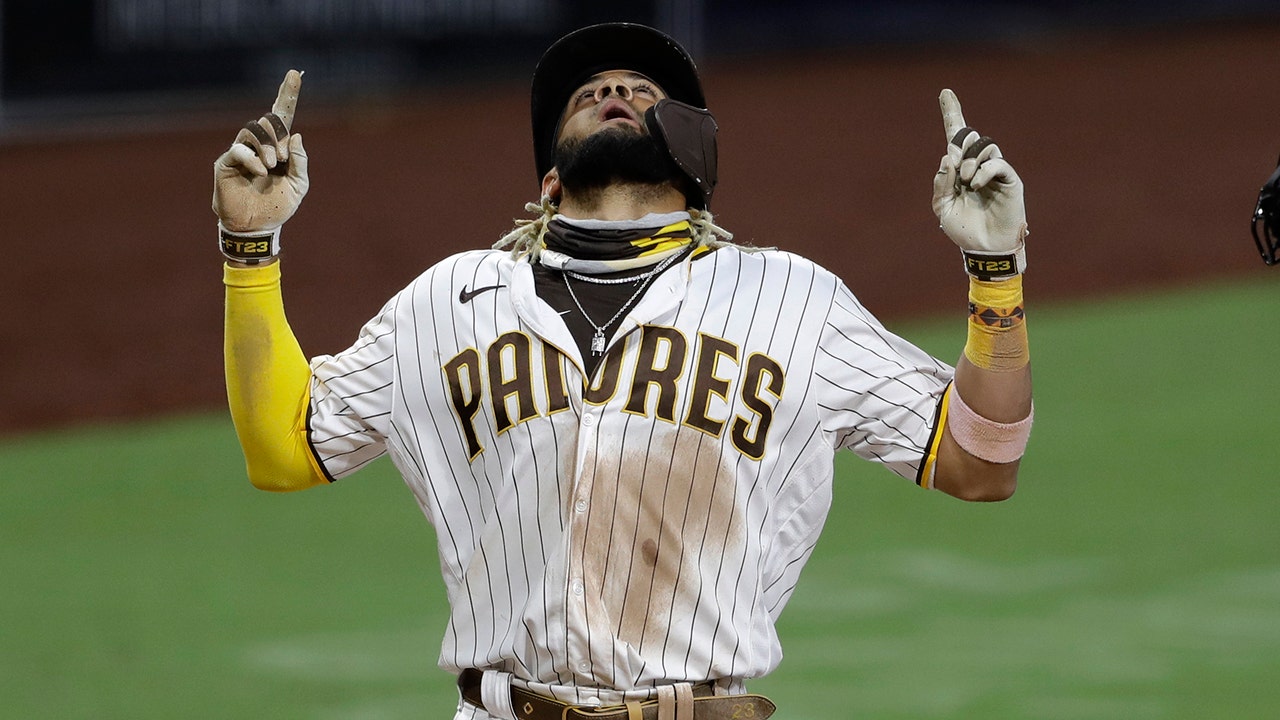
931,89,1027,280
212,70,309,262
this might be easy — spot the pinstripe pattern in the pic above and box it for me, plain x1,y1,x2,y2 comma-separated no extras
307,245,953,710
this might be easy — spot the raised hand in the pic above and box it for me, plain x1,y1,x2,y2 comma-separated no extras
213,70,309,235
931,89,1027,278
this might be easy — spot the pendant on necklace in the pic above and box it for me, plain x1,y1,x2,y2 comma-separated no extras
591,331,606,355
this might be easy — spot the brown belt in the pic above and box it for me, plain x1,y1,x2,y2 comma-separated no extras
457,669,776,720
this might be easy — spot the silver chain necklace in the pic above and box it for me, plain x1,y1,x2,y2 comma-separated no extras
561,250,685,355
564,265,664,285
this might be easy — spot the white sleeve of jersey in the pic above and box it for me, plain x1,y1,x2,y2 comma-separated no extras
815,281,954,481
307,293,401,480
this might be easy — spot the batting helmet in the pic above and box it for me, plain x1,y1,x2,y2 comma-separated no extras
1252,153,1280,266
530,23,715,206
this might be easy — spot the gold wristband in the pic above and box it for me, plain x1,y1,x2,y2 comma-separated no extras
964,275,1029,372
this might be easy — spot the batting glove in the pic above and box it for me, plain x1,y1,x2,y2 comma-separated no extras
213,70,309,262
931,89,1027,280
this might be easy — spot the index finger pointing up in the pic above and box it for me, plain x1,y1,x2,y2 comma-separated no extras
939,88,969,146
271,69,304,131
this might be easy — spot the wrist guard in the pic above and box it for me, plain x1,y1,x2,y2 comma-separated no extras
962,242,1026,281
219,223,280,264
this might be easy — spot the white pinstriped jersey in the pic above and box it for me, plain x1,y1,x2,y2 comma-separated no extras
307,244,953,710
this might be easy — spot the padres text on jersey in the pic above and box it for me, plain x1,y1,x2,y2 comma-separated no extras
305,246,951,698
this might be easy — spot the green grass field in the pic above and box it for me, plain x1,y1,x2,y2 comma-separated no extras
3,278,1277,719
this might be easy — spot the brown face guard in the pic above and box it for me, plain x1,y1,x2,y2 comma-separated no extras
1253,155,1280,266
644,99,719,208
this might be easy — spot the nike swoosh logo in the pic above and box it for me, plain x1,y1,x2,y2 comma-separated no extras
458,284,506,303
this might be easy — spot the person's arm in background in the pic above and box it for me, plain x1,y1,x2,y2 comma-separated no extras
213,70,326,491
928,89,1034,502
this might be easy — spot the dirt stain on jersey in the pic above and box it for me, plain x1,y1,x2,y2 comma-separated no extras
575,425,747,674
640,538,659,567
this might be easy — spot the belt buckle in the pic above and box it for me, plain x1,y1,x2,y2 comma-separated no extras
563,700,643,720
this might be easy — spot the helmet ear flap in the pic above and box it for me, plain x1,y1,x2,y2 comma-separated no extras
1253,156,1280,266
644,99,719,209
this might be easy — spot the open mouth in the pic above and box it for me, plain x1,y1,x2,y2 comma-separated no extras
598,99,639,126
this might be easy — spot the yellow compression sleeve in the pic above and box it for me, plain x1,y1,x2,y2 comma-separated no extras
224,262,327,491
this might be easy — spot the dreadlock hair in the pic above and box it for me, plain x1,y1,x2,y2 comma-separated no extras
493,195,758,262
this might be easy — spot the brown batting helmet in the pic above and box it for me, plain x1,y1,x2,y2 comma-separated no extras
530,23,715,206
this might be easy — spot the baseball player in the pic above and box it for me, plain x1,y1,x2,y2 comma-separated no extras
215,23,1033,720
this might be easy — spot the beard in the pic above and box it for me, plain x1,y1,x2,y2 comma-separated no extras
553,127,680,196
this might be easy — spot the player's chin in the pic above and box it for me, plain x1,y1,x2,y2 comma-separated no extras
593,120,646,138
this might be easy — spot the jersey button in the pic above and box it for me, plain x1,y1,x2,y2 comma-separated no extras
571,581,584,596
582,413,596,427
574,499,588,513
